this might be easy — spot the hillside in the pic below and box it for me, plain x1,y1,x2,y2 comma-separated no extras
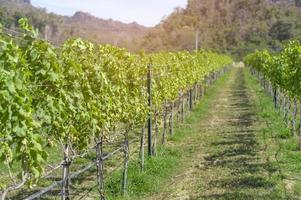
0,0,149,51
141,0,301,58
67,11,147,49
1,0,301,56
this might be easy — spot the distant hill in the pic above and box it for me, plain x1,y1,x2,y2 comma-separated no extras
2,0,301,57
140,0,301,58
0,0,149,51
68,11,148,49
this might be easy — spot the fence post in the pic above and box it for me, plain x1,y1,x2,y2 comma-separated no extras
292,99,298,136
203,77,207,95
147,64,153,156
282,94,286,117
169,102,174,136
152,109,158,156
140,127,145,171
273,86,277,109
181,93,185,123
162,103,168,145
189,88,193,111
177,94,180,122
299,101,301,151
194,84,197,105
285,98,291,126
176,96,180,122
95,136,105,200
61,144,70,200
122,130,129,195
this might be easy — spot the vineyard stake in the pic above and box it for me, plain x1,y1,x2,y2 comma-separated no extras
140,127,145,171
176,96,180,122
122,130,129,195
189,88,193,111
181,93,185,123
61,144,70,200
95,136,105,200
169,101,174,136
162,103,168,145
147,64,153,156
152,109,158,156
299,101,301,151
292,99,297,136
282,95,286,118
194,84,197,105
286,98,291,126
273,86,277,109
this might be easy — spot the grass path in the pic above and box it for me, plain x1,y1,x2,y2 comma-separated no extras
144,66,291,200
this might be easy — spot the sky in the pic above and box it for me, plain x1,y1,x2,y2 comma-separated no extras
31,0,188,27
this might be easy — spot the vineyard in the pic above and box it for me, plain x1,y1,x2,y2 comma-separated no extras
244,41,301,148
0,19,232,199
1,16,301,200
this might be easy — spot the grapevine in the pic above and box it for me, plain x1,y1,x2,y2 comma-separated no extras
0,18,232,196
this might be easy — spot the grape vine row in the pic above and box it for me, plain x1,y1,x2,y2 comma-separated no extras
0,19,232,199
244,40,301,148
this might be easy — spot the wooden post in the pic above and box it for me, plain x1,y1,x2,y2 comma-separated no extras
278,89,281,109
273,86,278,109
169,102,174,136
185,89,190,110
194,85,197,105
283,95,286,117
176,96,180,122
276,87,281,110
203,77,207,95
292,99,298,136
140,127,145,171
285,98,291,126
195,29,199,51
162,103,168,145
299,101,301,151
278,88,284,112
147,64,152,156
197,84,200,100
152,109,158,156
181,94,185,123
61,144,70,200
201,83,204,98
269,82,273,96
122,130,129,195
95,137,105,200
189,88,193,111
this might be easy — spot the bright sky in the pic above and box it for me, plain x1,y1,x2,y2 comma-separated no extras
31,0,188,27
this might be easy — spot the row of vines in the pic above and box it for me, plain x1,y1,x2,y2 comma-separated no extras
244,40,301,148
0,19,233,199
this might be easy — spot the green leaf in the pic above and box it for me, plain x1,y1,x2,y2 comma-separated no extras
6,81,16,93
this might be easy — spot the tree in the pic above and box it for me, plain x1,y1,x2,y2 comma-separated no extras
269,21,293,41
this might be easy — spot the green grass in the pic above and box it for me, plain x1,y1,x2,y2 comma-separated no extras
105,147,181,200
244,67,301,199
